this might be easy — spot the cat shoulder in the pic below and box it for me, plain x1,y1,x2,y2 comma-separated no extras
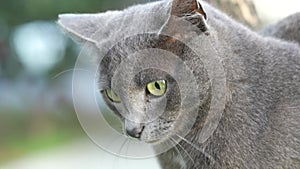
260,12,300,45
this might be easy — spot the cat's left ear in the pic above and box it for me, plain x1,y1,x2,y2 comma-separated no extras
58,11,120,44
162,0,209,35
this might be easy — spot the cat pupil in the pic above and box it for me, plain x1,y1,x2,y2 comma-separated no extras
155,82,161,90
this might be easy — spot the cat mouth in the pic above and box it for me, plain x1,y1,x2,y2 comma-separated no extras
141,135,172,145
124,134,162,144
124,124,173,144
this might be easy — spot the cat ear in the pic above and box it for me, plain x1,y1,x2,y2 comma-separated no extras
162,0,209,35
171,0,207,20
58,11,120,44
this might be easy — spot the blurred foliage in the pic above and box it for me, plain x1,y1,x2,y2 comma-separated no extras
0,123,80,163
0,0,145,26
0,0,151,164
0,0,149,78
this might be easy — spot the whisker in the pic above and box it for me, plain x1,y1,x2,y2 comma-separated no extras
106,135,123,149
170,137,195,166
167,138,187,169
51,68,94,80
125,139,130,157
119,139,129,155
175,134,216,164
124,139,131,168
112,139,129,169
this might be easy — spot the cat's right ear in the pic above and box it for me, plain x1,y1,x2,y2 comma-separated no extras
161,0,209,36
171,0,207,20
58,11,119,44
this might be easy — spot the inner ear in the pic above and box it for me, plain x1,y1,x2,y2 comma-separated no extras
161,0,209,36
171,0,207,20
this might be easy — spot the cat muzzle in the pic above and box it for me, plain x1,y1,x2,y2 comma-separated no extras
125,121,145,139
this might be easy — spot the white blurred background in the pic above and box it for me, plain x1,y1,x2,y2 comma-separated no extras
253,0,300,23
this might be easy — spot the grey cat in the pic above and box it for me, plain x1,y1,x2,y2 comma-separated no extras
260,12,300,45
58,0,300,168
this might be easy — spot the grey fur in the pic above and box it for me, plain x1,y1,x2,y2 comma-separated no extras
58,0,300,168
260,12,300,45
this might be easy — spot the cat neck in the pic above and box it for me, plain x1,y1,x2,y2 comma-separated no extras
205,3,300,83
161,4,300,168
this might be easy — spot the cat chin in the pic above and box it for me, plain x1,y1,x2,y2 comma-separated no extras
138,136,161,144
143,139,161,144
141,135,171,145
122,133,164,144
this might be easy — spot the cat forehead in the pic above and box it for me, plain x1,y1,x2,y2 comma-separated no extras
58,0,172,46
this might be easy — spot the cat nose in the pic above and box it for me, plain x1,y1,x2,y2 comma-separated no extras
125,123,145,139
126,128,143,138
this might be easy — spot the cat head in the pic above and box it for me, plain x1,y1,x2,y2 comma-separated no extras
58,0,221,145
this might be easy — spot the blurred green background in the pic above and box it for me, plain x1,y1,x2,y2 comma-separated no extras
0,0,151,166
0,0,299,169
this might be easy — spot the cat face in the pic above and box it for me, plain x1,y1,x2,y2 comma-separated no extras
98,33,214,145
97,33,199,143
100,67,181,142
58,0,214,145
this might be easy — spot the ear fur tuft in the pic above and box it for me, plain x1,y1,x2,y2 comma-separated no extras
171,0,207,20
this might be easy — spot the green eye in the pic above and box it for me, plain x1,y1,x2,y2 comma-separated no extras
105,89,121,102
146,80,167,97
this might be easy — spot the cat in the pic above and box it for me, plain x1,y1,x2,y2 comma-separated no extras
260,12,300,45
58,0,300,168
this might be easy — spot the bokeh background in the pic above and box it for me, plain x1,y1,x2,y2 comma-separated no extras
0,0,299,169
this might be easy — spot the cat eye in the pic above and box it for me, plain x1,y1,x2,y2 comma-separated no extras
105,89,121,102
146,80,167,97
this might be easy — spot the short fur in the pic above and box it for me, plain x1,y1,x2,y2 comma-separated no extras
58,0,300,168
260,12,300,45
